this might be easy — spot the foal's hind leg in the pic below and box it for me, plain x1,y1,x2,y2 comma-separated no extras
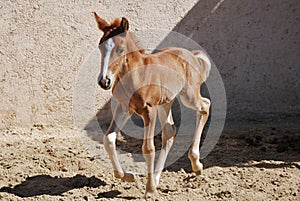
181,94,210,175
189,97,210,175
154,104,176,186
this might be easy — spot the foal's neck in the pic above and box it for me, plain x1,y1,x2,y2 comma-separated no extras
125,32,145,56
125,34,144,66
116,32,145,79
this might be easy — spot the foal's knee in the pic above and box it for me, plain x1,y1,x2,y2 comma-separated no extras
188,149,199,161
103,132,117,150
203,98,211,112
161,123,176,148
142,139,155,157
198,98,210,115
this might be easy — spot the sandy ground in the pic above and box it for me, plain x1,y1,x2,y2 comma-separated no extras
0,2,299,200
0,124,299,201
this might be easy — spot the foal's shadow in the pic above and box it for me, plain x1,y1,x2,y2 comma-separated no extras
85,98,184,156
0,174,106,198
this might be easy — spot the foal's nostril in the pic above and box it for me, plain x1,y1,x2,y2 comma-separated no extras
101,78,107,87
98,75,103,86
106,78,111,86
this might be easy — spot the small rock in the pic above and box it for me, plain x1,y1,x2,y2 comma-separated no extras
179,168,186,174
271,180,280,186
61,167,68,172
33,4,39,9
124,185,131,190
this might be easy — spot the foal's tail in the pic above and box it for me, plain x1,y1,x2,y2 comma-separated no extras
192,50,211,82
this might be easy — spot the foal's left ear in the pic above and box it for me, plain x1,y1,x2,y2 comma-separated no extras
93,12,110,31
120,17,129,32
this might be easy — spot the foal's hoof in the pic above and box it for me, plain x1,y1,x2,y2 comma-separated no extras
114,171,135,182
122,172,135,182
144,179,157,199
195,169,203,175
144,188,157,199
114,170,124,179
193,162,203,175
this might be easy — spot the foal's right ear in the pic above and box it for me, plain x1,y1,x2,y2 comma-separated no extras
93,12,110,31
120,17,129,32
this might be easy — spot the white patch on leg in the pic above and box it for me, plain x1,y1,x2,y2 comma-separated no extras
154,172,161,186
103,131,124,173
103,131,117,154
166,111,173,124
106,131,117,143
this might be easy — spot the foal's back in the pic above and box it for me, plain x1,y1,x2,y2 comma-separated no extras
120,47,210,112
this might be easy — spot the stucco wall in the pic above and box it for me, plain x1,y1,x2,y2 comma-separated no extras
0,0,299,128
0,0,198,128
171,0,299,121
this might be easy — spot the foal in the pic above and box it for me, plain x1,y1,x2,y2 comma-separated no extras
93,13,211,196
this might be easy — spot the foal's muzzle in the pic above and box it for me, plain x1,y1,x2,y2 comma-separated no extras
98,75,112,90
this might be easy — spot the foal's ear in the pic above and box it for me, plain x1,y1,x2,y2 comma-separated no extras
120,17,129,32
93,12,110,31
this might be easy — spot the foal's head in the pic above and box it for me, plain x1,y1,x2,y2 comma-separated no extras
94,12,129,90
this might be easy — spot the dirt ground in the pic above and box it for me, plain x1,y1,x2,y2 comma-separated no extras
0,1,299,201
0,123,299,201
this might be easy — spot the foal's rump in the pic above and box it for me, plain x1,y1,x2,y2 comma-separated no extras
156,47,211,84
191,50,211,83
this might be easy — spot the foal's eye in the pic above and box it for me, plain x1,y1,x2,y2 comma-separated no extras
116,47,124,55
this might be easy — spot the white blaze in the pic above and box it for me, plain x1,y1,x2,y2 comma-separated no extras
101,38,115,79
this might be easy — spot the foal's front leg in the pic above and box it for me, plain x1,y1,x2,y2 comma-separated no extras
154,104,176,186
141,105,157,196
103,104,134,182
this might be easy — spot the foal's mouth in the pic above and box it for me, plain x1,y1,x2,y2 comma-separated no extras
100,84,112,90
99,81,112,90
98,76,113,90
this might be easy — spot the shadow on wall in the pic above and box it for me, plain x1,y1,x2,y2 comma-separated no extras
83,0,300,170
157,0,299,121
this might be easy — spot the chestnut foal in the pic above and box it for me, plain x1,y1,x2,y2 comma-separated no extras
93,13,211,196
